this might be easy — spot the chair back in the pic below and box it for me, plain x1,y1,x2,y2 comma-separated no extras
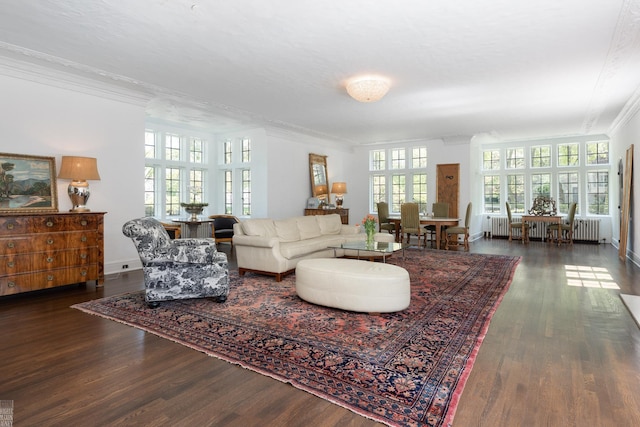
376,202,390,222
401,203,420,229
209,215,240,240
566,202,577,226
122,217,172,265
506,202,513,223
432,202,449,218
464,202,472,228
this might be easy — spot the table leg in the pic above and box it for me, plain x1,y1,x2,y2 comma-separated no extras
394,222,401,243
435,224,442,249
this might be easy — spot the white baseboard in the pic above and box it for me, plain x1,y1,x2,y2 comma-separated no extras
621,294,640,329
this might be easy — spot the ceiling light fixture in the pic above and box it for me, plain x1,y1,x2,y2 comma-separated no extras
346,75,390,103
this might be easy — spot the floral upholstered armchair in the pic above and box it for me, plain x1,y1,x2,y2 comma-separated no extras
122,217,229,308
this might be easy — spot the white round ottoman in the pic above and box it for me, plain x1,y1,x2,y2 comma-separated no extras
295,258,410,313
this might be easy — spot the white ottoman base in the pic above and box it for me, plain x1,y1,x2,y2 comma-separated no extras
295,258,410,313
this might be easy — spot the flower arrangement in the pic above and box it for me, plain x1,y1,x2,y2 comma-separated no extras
362,214,377,243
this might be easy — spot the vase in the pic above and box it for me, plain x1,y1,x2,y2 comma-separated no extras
366,228,375,245
181,203,208,221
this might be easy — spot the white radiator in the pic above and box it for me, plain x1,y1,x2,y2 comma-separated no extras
490,217,600,243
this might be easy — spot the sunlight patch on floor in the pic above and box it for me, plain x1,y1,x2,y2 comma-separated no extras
564,265,620,289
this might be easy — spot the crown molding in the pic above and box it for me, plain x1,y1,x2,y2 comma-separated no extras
609,84,640,136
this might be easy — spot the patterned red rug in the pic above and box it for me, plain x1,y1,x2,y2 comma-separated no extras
73,249,520,426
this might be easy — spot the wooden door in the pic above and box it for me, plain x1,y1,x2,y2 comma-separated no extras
436,163,460,219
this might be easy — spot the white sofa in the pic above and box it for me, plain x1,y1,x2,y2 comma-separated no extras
233,214,366,281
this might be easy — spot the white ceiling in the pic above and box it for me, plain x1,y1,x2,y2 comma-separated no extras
1,0,640,145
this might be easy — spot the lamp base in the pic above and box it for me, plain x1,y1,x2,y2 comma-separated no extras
335,197,344,208
68,180,92,212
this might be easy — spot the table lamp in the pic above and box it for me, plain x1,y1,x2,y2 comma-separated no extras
331,182,347,207
58,156,101,212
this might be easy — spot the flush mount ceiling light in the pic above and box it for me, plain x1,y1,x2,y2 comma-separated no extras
346,75,391,103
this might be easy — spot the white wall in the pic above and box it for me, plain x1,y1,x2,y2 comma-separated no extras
611,109,639,265
0,72,146,275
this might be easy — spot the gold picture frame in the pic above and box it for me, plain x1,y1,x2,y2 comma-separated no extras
0,152,59,214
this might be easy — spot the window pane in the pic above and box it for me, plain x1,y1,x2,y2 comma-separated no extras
391,174,406,212
224,170,233,214
370,150,385,171
557,172,579,214
558,143,579,166
371,175,386,211
531,145,551,168
586,141,609,165
145,130,156,159
506,174,525,212
587,171,609,215
412,147,427,169
505,148,524,169
242,169,251,216
412,173,427,213
242,138,251,163
165,134,181,161
144,166,156,216
390,148,405,169
188,169,205,203
190,138,204,163
483,150,500,170
531,173,551,198
483,175,500,213
224,140,232,164
165,167,181,216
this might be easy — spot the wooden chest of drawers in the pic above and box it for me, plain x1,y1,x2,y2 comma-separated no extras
304,208,349,224
0,212,105,296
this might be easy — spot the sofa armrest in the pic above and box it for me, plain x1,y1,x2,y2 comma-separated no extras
232,235,279,248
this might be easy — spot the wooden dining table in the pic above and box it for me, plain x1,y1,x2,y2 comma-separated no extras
387,217,460,249
521,215,562,245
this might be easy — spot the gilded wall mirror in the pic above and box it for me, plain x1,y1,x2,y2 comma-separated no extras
309,153,329,201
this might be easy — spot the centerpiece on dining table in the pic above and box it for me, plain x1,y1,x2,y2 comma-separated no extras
180,186,208,221
362,214,378,246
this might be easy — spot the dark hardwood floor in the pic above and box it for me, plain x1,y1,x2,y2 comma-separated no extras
2,239,640,426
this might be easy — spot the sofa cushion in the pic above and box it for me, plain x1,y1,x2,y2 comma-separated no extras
280,235,345,259
242,219,277,238
316,214,342,235
275,218,301,242
297,216,323,240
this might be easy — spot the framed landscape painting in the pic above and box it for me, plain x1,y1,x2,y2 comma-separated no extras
0,153,58,214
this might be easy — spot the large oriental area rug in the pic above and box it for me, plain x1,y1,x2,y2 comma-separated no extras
73,249,520,427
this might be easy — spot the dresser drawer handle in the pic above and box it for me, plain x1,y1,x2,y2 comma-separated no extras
7,242,15,249
46,221,54,227
6,223,14,230
81,236,87,242
81,220,88,226
47,275,54,281
47,257,54,263
7,281,16,288
47,239,54,245
80,270,87,277
7,261,14,268
80,253,88,260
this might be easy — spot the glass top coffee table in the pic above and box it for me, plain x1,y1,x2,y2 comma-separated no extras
329,241,407,263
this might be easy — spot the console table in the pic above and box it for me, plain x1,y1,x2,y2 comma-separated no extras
0,212,105,296
304,208,349,224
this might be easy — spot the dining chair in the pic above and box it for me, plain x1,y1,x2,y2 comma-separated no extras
376,202,396,234
546,202,577,245
444,202,472,250
209,214,241,250
400,202,424,246
424,202,449,248
506,202,529,242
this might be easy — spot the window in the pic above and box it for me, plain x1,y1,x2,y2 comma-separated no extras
220,137,252,216
586,141,609,165
483,150,500,170
558,143,579,166
587,171,609,215
390,148,405,169
557,172,579,214
483,175,500,213
505,148,525,169
144,128,209,219
369,146,427,214
506,174,526,213
531,173,551,198
480,138,609,216
531,146,551,168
